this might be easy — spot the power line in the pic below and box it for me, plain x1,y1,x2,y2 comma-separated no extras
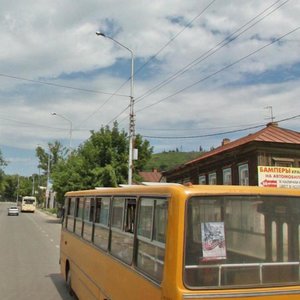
110,0,286,127
135,0,289,104
137,25,300,113
143,125,264,139
137,121,264,132
74,79,130,129
89,1,217,129
0,73,129,98
142,114,300,139
133,0,217,78
106,104,130,126
108,0,289,125
0,115,88,132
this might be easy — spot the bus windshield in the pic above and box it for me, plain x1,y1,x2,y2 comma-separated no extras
24,199,35,204
184,195,300,288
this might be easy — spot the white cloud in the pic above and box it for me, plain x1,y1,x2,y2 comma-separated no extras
1,0,300,175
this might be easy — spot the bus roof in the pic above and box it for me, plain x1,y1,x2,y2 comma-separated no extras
65,184,300,198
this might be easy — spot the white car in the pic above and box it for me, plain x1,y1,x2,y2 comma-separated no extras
8,206,19,216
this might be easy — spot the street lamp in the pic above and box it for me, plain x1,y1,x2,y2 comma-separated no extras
96,31,135,185
37,143,51,208
51,112,73,154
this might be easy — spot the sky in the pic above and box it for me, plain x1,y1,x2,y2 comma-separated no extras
1,0,300,176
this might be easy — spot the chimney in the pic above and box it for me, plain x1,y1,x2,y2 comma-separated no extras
266,122,278,127
222,138,230,146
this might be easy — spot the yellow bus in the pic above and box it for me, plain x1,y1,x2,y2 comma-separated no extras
21,196,36,212
60,184,300,300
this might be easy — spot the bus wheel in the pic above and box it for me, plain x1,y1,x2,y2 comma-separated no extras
66,268,74,296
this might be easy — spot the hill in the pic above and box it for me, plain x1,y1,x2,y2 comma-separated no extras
143,151,203,172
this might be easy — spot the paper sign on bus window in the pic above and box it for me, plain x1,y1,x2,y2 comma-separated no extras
201,222,226,261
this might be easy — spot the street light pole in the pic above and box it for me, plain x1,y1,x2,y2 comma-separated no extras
51,112,73,154
96,31,135,185
46,152,51,209
36,143,51,208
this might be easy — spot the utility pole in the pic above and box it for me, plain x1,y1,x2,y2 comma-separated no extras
96,31,135,185
32,175,35,196
16,175,20,204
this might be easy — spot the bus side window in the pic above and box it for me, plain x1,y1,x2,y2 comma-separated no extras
83,198,94,242
93,197,110,251
110,197,136,264
90,198,95,222
66,197,76,232
124,199,136,233
64,197,70,228
153,199,168,243
136,197,168,283
75,198,84,236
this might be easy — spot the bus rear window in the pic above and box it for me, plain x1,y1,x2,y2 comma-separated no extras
24,199,35,204
184,195,300,288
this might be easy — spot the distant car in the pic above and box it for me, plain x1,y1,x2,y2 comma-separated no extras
8,206,19,216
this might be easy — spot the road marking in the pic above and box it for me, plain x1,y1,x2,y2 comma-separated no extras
22,210,61,250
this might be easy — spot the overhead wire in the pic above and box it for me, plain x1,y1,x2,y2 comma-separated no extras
0,73,128,98
134,0,289,104
101,0,291,130
136,25,300,113
109,0,289,126
2,1,294,140
0,115,86,132
74,79,130,129
142,114,300,139
106,104,130,126
132,0,217,78
99,0,217,128
107,0,290,125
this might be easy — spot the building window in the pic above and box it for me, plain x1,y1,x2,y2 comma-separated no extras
208,172,217,185
183,177,191,184
223,167,232,185
239,164,249,186
199,175,206,185
272,157,294,167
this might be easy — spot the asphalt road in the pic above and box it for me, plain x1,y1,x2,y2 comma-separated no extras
0,202,74,300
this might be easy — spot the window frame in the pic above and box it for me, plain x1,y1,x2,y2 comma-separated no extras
238,163,249,186
222,167,232,185
199,175,206,185
136,196,169,283
93,196,111,251
184,194,300,289
208,172,217,185
110,196,137,264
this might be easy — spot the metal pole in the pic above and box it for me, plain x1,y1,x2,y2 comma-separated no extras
128,50,135,185
51,112,73,154
16,175,19,204
32,175,35,196
46,153,51,208
96,31,135,185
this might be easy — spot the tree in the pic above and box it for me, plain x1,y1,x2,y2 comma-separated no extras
51,122,153,203
133,134,153,176
51,155,86,201
35,141,66,174
0,150,7,198
2,174,36,202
